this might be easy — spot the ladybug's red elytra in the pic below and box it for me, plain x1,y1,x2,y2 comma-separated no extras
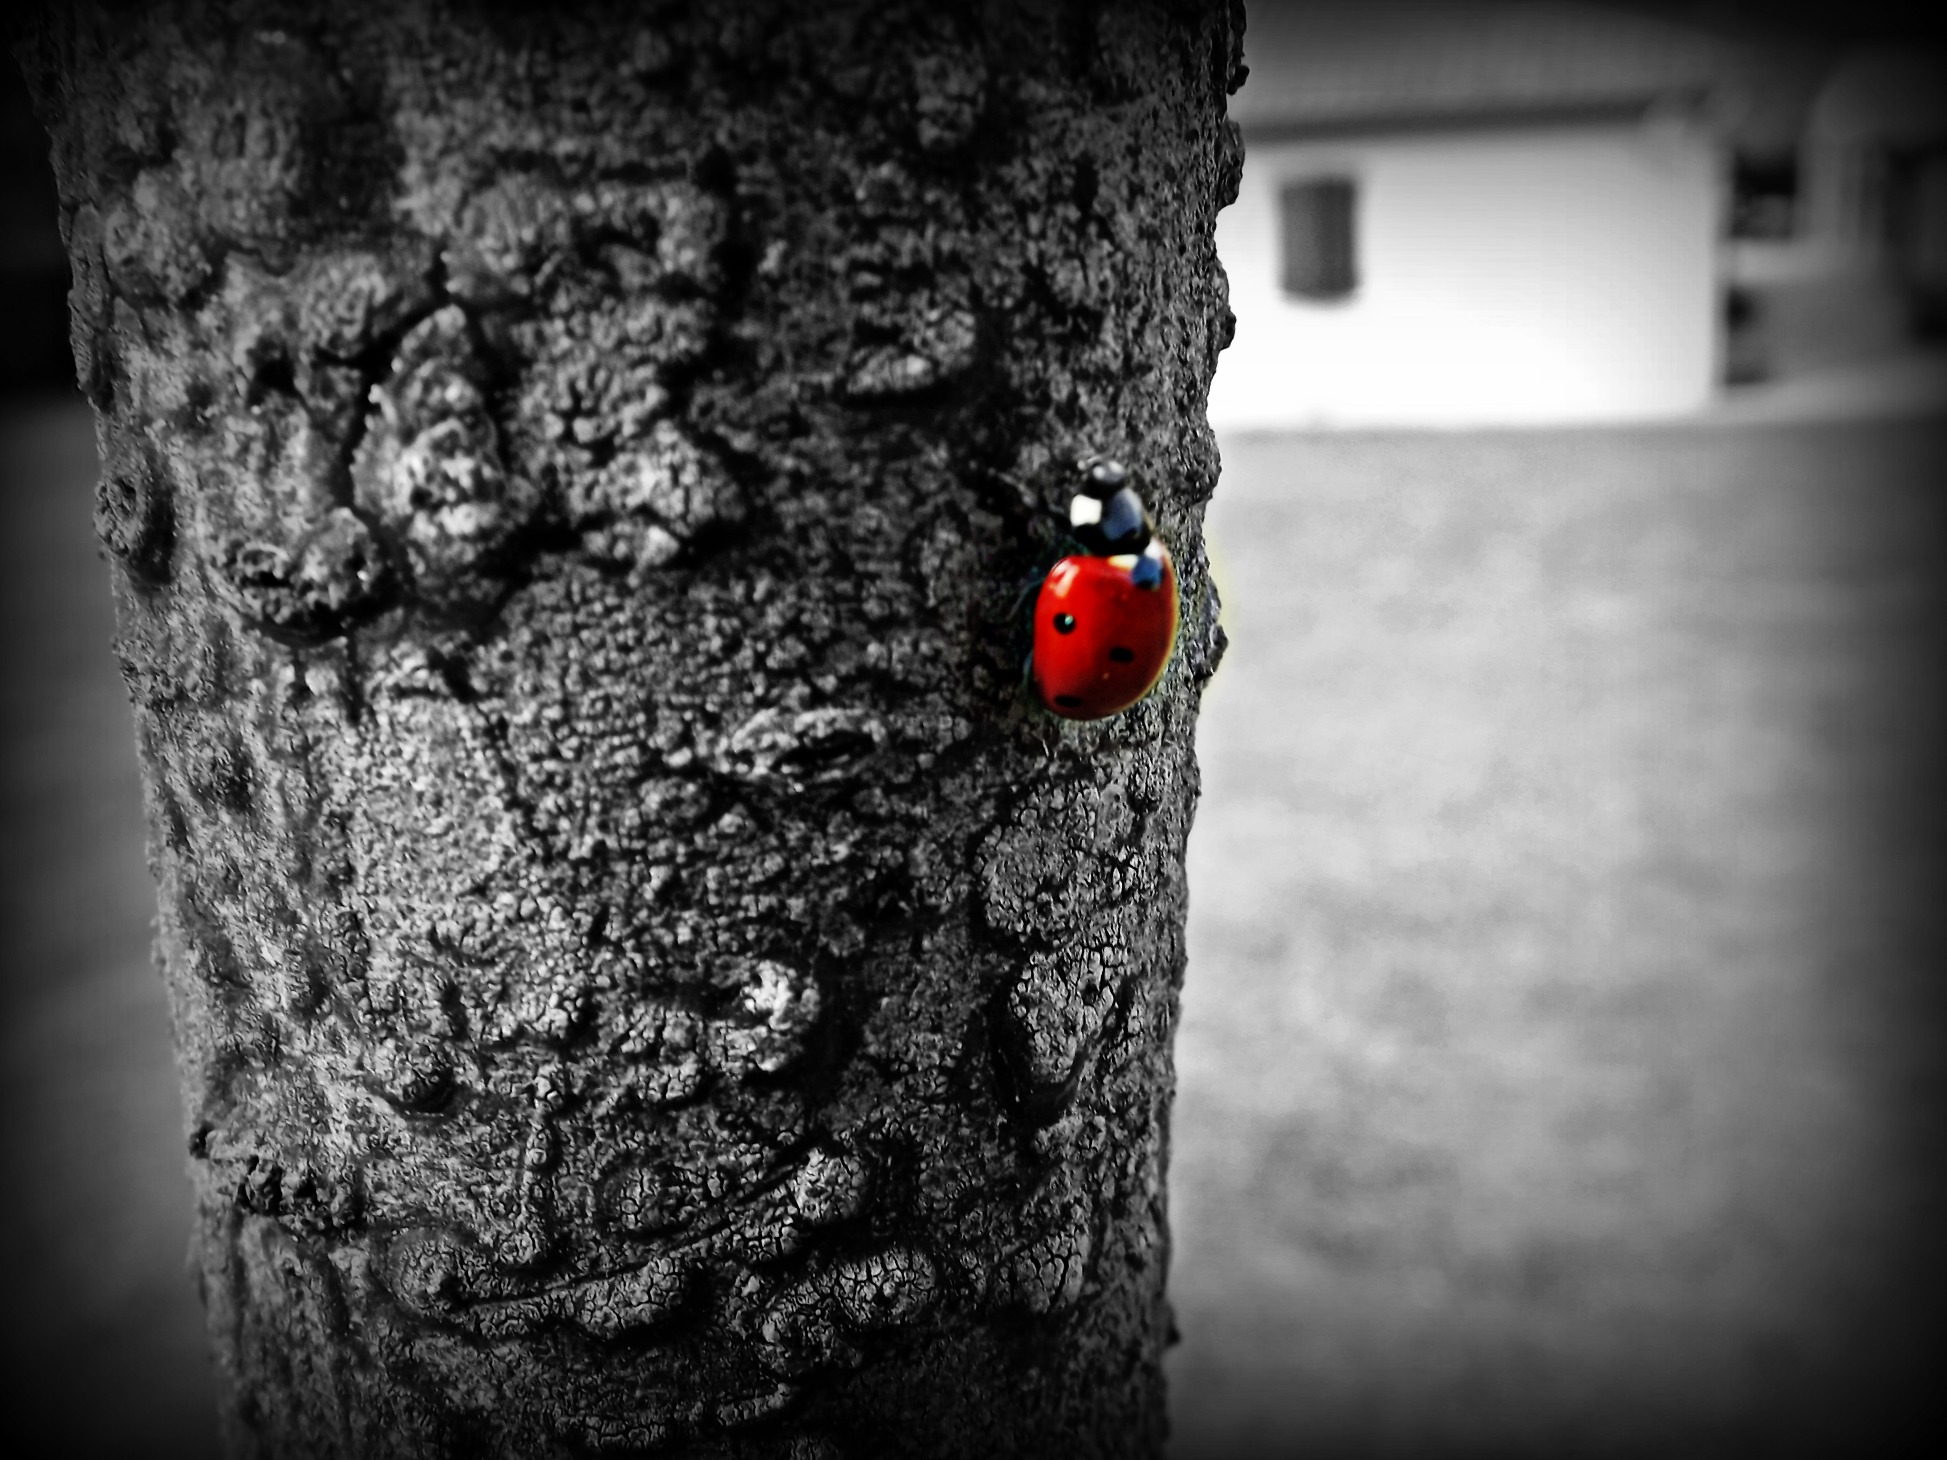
1030,456,1179,720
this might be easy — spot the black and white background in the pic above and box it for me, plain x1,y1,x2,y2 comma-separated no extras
3,4,1942,1457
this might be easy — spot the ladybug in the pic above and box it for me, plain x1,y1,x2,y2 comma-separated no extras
1029,455,1178,720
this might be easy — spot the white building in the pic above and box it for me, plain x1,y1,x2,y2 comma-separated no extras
1727,44,1947,375
1210,2,1750,429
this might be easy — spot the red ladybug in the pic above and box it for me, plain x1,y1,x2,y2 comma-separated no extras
1030,456,1178,720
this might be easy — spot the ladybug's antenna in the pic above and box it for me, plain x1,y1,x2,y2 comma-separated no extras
981,464,1031,496
976,463,1071,534
976,463,1040,506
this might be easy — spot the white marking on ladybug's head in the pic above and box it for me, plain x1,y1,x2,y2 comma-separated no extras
1142,539,1165,560
1069,494,1103,528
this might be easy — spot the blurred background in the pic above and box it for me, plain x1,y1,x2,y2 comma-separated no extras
3,4,1943,1457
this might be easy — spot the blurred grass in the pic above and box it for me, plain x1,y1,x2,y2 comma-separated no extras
1168,420,1946,1458
1,398,1942,1458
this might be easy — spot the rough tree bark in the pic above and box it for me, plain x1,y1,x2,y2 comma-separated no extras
19,1,1242,1454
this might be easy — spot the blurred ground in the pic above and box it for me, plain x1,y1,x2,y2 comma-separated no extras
0,401,219,1459
2,390,1943,1459
1169,407,1946,1457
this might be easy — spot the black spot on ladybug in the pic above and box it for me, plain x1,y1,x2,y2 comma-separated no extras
1054,613,1076,634
1108,646,1136,663
1053,694,1083,709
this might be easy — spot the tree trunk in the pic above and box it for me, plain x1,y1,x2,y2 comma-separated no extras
18,1,1242,1454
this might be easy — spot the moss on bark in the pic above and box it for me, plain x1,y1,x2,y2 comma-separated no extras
20,1,1244,1454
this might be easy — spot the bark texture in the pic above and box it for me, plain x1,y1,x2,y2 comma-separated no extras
21,1,1243,1454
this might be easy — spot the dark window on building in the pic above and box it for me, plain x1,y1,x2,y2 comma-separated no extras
1279,176,1358,299
1729,152,1798,240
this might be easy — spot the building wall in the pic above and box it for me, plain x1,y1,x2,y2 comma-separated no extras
1209,117,1722,428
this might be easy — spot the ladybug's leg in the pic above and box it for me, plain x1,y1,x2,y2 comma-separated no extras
981,548,1059,630
1008,567,1045,616
1006,533,1088,622
981,565,1044,629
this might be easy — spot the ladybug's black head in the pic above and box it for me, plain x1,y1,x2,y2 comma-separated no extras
1069,453,1151,557
1075,454,1129,500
